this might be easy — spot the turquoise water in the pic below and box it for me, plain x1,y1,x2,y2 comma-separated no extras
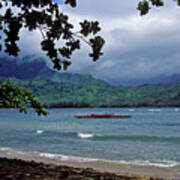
0,108,180,167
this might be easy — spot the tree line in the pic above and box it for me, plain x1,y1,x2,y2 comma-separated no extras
2,78,179,108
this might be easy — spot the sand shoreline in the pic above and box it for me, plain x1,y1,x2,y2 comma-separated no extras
0,148,180,179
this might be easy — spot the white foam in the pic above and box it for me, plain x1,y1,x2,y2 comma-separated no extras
148,109,162,112
129,109,135,112
38,152,180,167
36,130,44,134
78,133,94,139
59,155,69,161
117,159,179,168
39,152,98,162
39,153,58,159
0,147,26,156
58,155,97,162
0,146,179,168
0,147,12,151
175,108,179,112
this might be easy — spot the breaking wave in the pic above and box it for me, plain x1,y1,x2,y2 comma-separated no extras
36,130,44,134
0,146,179,168
77,133,180,143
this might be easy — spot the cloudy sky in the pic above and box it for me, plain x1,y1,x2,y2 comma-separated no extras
12,0,180,85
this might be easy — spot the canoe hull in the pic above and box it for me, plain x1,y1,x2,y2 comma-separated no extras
74,114,131,118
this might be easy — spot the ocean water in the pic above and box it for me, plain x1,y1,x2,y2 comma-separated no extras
0,108,180,168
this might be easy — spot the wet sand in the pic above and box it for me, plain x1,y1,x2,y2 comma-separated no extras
0,148,180,179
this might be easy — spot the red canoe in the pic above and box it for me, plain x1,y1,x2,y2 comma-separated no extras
74,114,131,118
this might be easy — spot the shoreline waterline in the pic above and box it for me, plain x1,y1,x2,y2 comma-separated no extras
0,147,180,179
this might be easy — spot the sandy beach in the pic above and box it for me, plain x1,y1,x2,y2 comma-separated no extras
0,148,180,179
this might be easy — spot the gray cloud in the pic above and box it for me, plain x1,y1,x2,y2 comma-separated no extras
62,1,180,85
62,0,138,18
2,1,180,85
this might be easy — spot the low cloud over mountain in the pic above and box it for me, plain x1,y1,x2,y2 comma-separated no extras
1,1,180,85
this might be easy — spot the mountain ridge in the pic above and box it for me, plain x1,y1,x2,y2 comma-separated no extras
0,57,108,86
0,56,180,86
0,57,180,108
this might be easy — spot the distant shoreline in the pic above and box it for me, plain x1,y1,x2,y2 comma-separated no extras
0,106,180,109
47,106,180,109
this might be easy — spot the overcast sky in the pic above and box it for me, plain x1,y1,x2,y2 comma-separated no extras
16,1,180,84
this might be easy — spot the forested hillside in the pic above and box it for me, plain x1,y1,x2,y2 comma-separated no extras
3,78,180,108
1,58,180,108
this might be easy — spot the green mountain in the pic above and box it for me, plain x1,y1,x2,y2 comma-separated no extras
1,57,180,108
6,77,180,108
36,68,108,86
